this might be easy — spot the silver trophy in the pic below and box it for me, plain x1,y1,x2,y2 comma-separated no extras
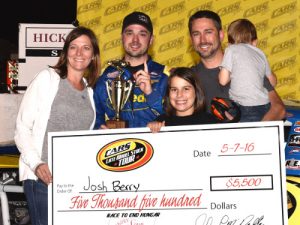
105,59,133,128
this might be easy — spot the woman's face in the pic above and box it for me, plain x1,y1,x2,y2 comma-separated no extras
169,76,196,116
67,34,94,73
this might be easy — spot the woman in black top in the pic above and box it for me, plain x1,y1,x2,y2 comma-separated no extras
147,67,217,132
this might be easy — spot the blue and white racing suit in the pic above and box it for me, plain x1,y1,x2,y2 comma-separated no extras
93,58,169,128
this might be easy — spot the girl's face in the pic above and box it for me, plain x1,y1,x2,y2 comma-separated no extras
169,76,196,116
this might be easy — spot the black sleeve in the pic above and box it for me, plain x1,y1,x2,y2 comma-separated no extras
155,114,167,122
263,76,274,92
206,113,220,124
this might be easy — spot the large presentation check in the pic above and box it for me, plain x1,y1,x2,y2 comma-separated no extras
49,121,288,225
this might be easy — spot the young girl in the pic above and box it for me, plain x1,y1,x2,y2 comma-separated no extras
147,67,217,132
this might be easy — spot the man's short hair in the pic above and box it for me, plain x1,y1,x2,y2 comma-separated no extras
188,10,222,33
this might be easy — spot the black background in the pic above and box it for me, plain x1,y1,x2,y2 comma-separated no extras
0,0,77,91
0,0,77,51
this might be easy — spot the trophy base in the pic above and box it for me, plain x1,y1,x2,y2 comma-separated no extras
106,120,127,129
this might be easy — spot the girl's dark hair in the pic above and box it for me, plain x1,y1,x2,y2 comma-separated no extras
51,26,100,87
165,67,205,116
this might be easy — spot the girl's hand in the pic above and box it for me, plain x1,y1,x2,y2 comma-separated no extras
147,121,165,133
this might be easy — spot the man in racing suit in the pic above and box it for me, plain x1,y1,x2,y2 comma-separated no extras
93,11,169,128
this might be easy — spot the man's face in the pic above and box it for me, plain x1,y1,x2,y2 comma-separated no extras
122,24,153,58
190,18,223,60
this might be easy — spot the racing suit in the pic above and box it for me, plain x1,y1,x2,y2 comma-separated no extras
93,58,169,128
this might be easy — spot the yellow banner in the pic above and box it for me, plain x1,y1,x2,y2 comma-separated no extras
77,0,300,106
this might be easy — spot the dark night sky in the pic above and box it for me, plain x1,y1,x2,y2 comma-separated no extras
0,0,77,55
0,0,77,89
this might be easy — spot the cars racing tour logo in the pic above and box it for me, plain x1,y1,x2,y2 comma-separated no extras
97,138,153,172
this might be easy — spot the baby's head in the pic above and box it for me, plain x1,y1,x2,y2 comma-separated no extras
227,18,257,45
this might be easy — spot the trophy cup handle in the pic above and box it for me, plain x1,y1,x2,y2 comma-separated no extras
105,81,113,106
121,80,133,110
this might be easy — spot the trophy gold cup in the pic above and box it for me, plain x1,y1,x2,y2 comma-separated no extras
105,59,133,129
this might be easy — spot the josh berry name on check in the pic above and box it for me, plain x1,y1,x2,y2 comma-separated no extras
83,176,140,192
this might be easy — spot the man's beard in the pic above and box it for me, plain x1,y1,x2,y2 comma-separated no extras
125,49,147,58
197,41,221,59
125,44,149,58
124,39,151,59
